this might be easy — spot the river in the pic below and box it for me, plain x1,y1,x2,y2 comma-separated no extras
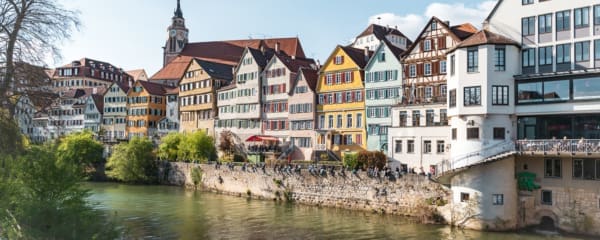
87,182,585,240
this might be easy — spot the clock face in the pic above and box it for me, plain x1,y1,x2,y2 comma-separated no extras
169,29,177,37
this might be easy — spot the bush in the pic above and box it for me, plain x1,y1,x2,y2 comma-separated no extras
233,154,246,162
356,150,387,169
106,137,158,184
157,132,183,161
191,167,203,189
56,130,104,177
343,153,359,169
159,132,216,163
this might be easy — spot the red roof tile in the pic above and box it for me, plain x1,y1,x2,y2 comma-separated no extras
449,29,520,52
150,56,193,80
138,80,174,96
450,23,478,41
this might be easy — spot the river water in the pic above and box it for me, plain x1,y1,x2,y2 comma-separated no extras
87,182,584,240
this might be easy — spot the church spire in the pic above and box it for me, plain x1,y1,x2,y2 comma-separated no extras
174,0,183,18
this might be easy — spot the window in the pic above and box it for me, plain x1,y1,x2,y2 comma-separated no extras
449,89,456,107
492,85,509,105
596,5,600,25
399,111,407,127
452,128,457,140
522,48,536,67
493,127,506,140
440,85,447,97
412,110,420,127
522,0,533,5
461,192,470,202
467,128,479,140
575,41,590,62
440,109,448,125
440,60,447,74
431,21,437,30
492,194,504,205
545,159,561,178
556,10,571,31
356,113,362,128
395,140,402,153
424,39,432,51
464,86,481,106
407,140,414,153
522,16,535,36
596,40,600,60
541,190,553,205
575,7,590,28
337,115,342,128
346,114,353,128
467,48,478,72
424,63,432,76
425,87,433,99
379,52,386,62
424,140,432,153
345,135,353,145
326,74,333,85
450,55,455,75
334,134,341,145
336,73,342,84
539,13,552,34
539,46,553,65
409,65,416,77
328,115,334,128
334,55,344,65
436,141,445,153
494,47,505,71
572,159,600,180
556,44,571,64
426,109,434,126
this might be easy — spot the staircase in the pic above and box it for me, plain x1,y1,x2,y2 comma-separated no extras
277,145,295,161
436,141,516,182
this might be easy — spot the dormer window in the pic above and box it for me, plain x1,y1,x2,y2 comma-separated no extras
431,21,437,31
379,52,386,62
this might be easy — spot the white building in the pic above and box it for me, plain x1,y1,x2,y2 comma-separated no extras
158,88,180,136
84,94,103,133
352,24,411,51
47,88,101,139
102,82,129,141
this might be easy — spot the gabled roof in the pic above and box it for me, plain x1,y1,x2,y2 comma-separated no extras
217,81,237,92
366,40,405,69
355,24,413,46
111,80,130,93
269,53,316,73
137,80,174,96
194,59,235,81
299,67,319,92
448,29,520,53
91,94,104,114
63,87,106,99
484,0,503,23
126,69,148,81
247,47,273,68
150,55,193,80
402,17,478,59
151,37,305,82
341,46,373,69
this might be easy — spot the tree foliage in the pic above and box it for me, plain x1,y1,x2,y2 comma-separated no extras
0,0,80,113
158,131,216,163
218,130,235,161
343,153,359,169
55,130,104,176
356,151,387,169
0,145,118,239
106,137,157,184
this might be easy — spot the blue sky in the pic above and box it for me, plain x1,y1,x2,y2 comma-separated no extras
57,0,496,76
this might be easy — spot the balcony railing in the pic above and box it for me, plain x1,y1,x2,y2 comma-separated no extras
315,144,327,151
516,139,600,154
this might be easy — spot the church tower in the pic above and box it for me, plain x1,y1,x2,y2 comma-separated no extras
163,0,189,66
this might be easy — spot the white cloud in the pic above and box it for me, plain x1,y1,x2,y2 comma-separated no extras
368,1,497,39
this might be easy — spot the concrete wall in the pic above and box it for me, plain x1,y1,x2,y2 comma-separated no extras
161,162,452,222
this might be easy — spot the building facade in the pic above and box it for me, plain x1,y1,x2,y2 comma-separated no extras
158,88,180,136
179,59,233,135
316,46,371,160
364,41,405,152
288,68,319,161
52,58,132,93
126,81,173,139
102,82,129,142
352,24,411,51
388,17,476,172
83,94,103,133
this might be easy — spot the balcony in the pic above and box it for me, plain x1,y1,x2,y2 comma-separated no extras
516,139,600,155
395,96,447,106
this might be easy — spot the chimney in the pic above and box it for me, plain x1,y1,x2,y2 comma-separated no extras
275,42,280,54
364,46,370,61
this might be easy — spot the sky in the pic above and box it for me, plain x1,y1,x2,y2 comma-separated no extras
56,0,497,77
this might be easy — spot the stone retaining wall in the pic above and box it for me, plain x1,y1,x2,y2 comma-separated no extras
160,162,452,222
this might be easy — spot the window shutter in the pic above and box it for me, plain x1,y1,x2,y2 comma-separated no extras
394,70,398,80
417,63,424,76
403,66,408,78
438,37,446,49
351,91,355,101
419,42,424,52
341,72,346,83
432,62,439,75
285,120,289,130
340,93,345,103
341,56,344,64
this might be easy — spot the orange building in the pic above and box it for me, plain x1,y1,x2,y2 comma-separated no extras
126,80,175,139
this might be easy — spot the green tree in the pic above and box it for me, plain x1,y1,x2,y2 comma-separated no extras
106,137,157,183
0,145,119,239
179,131,216,163
157,132,183,161
343,153,359,169
55,130,104,176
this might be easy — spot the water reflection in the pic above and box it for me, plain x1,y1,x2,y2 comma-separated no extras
87,183,583,240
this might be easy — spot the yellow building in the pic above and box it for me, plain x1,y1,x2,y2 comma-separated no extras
179,58,233,136
316,45,372,160
126,80,175,139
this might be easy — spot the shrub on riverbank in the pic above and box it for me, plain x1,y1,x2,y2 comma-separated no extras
356,151,387,169
56,130,104,177
158,132,217,163
106,137,158,184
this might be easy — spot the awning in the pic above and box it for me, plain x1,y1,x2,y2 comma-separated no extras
246,135,279,142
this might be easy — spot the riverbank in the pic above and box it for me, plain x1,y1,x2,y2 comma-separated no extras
160,162,453,225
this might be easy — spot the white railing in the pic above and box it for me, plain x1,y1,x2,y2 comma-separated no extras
516,139,600,154
315,144,326,151
446,141,516,173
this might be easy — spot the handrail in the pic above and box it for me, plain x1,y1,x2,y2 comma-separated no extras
449,140,515,171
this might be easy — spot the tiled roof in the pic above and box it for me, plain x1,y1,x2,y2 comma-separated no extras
92,94,104,114
275,53,316,73
126,69,147,81
63,87,106,99
300,67,319,92
113,81,130,93
195,59,235,81
150,55,193,80
247,47,273,68
138,80,174,96
449,23,479,41
217,82,237,92
341,46,373,69
356,24,413,46
383,39,406,59
449,29,520,52
151,37,305,81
